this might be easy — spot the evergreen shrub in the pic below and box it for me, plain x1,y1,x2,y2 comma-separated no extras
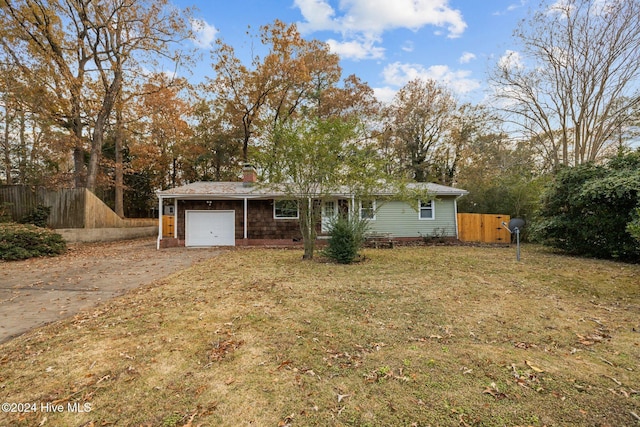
0,223,66,261
323,215,369,264
21,204,51,227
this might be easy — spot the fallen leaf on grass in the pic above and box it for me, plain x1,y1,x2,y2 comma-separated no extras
514,342,537,350
337,393,350,402
576,331,610,346
525,360,544,373
603,375,621,386
276,360,292,370
459,414,471,427
278,413,295,427
483,382,508,400
181,411,197,427
209,339,245,362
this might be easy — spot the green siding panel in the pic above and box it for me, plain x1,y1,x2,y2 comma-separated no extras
367,198,458,237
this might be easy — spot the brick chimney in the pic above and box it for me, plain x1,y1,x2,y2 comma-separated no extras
242,164,258,187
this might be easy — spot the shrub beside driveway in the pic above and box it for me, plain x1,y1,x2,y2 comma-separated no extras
0,223,66,261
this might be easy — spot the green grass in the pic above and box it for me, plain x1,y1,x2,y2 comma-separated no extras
0,245,639,426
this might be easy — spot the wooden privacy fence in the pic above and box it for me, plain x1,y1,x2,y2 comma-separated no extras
0,185,155,229
457,213,511,244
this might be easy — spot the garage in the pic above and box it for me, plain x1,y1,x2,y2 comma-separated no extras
185,210,236,247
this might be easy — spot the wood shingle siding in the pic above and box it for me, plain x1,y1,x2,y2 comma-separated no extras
177,199,301,241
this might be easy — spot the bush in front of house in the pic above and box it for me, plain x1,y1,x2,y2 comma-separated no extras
0,223,66,261
323,215,369,264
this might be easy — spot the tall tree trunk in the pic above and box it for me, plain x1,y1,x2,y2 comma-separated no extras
86,72,121,192
2,112,12,185
300,198,317,260
17,110,26,183
114,100,124,217
72,106,86,188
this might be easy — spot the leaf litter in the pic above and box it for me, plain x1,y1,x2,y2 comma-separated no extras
0,245,639,426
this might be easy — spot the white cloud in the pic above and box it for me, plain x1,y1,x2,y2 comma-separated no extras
546,0,575,17
191,19,218,49
588,0,617,16
294,0,338,31
296,0,466,37
326,35,385,60
373,86,398,104
493,0,528,16
498,50,524,71
459,52,476,64
294,0,467,61
401,41,414,52
381,62,480,95
382,62,425,86
546,0,615,19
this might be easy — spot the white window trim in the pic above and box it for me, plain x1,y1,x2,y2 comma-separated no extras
273,199,299,219
418,199,435,220
359,200,376,220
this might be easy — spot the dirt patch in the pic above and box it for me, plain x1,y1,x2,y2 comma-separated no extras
0,238,221,343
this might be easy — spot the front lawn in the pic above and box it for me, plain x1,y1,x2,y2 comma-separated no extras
1,246,638,426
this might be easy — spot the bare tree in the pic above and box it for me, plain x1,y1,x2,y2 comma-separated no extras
491,0,640,167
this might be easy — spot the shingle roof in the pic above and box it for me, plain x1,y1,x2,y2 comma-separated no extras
156,182,272,198
405,182,469,196
156,181,468,198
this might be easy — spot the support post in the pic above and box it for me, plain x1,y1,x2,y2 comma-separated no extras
157,196,163,250
173,199,178,238
243,198,248,240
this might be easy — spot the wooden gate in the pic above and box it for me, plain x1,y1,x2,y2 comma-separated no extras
162,215,175,237
457,213,511,244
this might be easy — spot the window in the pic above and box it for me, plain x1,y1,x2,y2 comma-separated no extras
323,200,336,218
419,200,434,220
274,199,299,219
359,200,376,220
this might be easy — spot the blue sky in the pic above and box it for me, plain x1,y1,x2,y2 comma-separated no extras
175,0,532,104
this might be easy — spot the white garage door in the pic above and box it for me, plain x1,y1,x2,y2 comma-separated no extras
185,210,236,247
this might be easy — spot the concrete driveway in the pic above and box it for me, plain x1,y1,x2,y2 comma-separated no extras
0,238,222,344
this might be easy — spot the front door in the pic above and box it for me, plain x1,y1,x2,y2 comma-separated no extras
321,200,337,233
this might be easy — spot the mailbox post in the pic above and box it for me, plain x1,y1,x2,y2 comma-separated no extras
502,218,525,262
